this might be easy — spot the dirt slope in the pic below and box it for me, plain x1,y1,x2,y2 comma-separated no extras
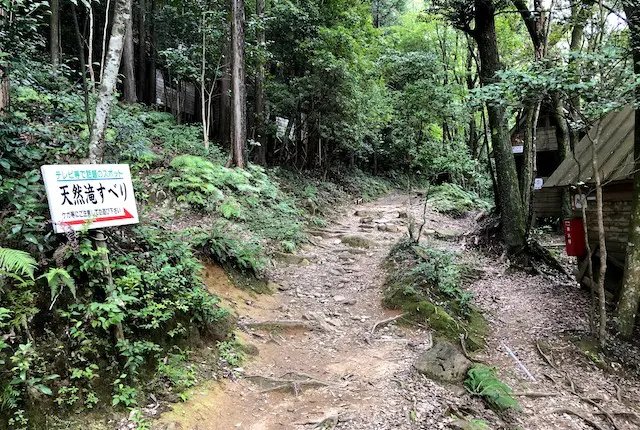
153,194,640,430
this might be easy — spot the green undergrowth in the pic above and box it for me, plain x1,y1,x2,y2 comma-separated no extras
0,227,233,429
383,239,487,351
0,61,407,428
429,183,492,218
465,364,520,413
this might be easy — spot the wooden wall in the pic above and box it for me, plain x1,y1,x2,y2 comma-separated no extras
533,186,562,218
572,181,634,264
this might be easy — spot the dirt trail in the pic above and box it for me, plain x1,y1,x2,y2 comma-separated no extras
154,193,640,430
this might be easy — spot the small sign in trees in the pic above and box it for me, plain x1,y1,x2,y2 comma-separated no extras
41,164,139,233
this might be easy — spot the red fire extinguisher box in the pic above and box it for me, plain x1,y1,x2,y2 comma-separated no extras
563,218,587,257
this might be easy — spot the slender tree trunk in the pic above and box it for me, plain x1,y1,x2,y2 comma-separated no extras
122,8,137,103
88,3,96,88
230,0,246,168
89,0,132,164
201,12,209,150
72,4,92,132
588,121,607,345
254,0,266,165
568,0,592,148
50,0,60,66
580,192,597,334
137,0,147,102
100,0,112,81
149,0,157,103
552,92,573,220
520,106,534,218
473,0,525,253
618,0,640,338
0,6,8,113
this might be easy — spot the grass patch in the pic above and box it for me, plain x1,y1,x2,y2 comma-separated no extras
383,239,487,350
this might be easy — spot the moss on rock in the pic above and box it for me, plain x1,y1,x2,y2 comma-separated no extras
382,239,488,351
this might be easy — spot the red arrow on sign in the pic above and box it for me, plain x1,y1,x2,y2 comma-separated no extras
61,209,135,226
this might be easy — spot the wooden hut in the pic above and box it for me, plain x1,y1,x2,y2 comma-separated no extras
510,106,564,219
544,106,636,283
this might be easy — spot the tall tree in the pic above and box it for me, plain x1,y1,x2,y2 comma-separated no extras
89,0,132,163
230,0,246,168
50,0,60,66
618,1,640,338
137,0,147,102
122,5,137,103
253,0,266,165
439,0,526,252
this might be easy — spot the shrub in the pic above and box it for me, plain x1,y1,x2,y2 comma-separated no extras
383,239,487,350
428,183,492,217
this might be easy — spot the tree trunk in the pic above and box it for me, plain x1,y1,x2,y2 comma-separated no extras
50,0,60,66
89,0,132,164
149,0,157,103
254,0,266,165
100,0,112,81
473,0,525,253
88,4,96,88
551,92,573,220
201,12,209,150
618,0,640,338
137,0,147,102
230,0,246,168
122,8,137,103
72,4,92,132
520,106,534,218
568,1,592,148
589,121,607,345
0,4,9,113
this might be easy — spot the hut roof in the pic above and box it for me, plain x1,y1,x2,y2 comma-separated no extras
544,105,636,188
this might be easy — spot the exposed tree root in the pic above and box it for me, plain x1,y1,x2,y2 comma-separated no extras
512,391,561,398
370,313,406,335
459,334,488,364
536,339,628,430
246,372,334,395
242,319,311,331
296,412,354,429
550,408,605,430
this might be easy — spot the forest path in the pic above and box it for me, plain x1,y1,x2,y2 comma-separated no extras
153,193,640,430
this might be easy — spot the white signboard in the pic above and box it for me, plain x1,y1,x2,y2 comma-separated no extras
512,145,524,153
41,164,139,233
534,178,543,190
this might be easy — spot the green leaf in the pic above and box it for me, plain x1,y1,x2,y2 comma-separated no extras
0,247,37,279
37,385,52,395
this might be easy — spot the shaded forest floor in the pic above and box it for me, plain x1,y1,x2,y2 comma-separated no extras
152,193,640,430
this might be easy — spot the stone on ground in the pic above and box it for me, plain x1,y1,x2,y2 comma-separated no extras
414,340,471,383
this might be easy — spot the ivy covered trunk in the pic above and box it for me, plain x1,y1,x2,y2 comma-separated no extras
89,0,132,163
618,0,640,338
473,0,526,253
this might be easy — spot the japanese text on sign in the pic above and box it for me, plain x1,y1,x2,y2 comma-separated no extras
41,164,139,233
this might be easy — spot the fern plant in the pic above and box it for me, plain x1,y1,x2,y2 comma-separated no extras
464,364,520,412
38,268,76,310
0,247,37,284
